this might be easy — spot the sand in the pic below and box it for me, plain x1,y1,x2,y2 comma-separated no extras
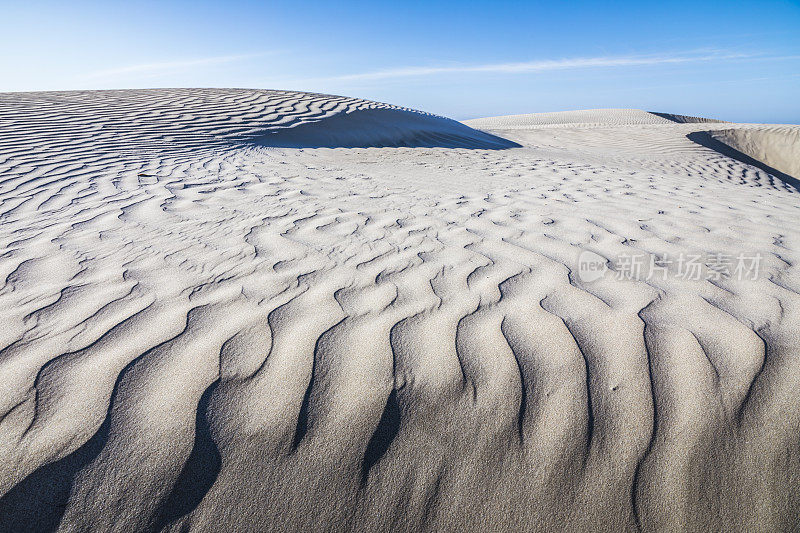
702,127,800,182
0,89,799,532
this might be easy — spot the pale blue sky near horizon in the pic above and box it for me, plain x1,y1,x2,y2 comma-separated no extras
2,0,799,123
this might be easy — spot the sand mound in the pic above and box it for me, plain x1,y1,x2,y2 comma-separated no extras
258,107,519,148
1,90,800,532
688,127,800,182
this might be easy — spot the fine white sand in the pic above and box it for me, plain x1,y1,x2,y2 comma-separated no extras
0,89,799,532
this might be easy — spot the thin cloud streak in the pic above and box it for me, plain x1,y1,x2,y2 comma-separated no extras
314,51,755,83
87,53,262,78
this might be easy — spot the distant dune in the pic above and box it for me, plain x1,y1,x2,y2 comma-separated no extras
1,90,799,532
464,108,675,128
465,108,728,129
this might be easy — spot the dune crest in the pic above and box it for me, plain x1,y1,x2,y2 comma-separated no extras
1,91,799,532
0,88,517,151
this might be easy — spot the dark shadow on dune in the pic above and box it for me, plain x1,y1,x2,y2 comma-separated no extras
0,397,116,533
292,363,315,450
255,108,521,149
0,373,223,533
361,389,401,483
0,332,165,533
649,112,726,124
152,380,222,530
687,131,800,191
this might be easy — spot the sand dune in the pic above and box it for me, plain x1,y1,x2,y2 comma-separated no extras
648,112,726,124
464,108,728,129
1,90,799,532
0,88,516,152
259,107,519,148
464,108,676,128
696,127,800,180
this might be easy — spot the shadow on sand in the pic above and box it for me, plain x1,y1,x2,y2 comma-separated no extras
0,379,221,533
255,108,521,149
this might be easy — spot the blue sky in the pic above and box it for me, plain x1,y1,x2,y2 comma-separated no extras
2,0,799,122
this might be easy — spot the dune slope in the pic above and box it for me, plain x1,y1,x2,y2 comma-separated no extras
1,92,800,532
258,107,520,148
693,127,800,181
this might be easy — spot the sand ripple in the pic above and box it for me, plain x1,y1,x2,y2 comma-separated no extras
0,90,799,531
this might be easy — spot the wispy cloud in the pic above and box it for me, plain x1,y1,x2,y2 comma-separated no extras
87,53,262,79
308,50,755,83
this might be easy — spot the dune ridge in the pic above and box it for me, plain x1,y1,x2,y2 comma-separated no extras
0,91,800,532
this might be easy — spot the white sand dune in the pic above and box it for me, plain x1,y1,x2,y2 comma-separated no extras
464,108,727,129
464,108,675,128
697,127,800,180
0,90,799,532
0,88,516,152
